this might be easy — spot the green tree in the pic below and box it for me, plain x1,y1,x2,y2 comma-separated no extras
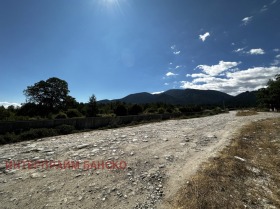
86,94,98,117
128,104,143,115
23,77,70,112
257,74,280,108
0,106,10,120
114,103,127,116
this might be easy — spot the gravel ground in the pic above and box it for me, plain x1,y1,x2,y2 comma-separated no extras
0,111,279,209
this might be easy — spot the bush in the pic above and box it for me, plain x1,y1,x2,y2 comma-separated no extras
19,128,57,140
0,132,18,144
157,107,165,114
128,104,143,115
55,124,75,135
66,109,83,118
54,112,67,119
114,104,127,116
213,107,223,114
144,107,157,114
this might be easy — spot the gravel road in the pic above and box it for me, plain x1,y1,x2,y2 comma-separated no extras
0,111,279,209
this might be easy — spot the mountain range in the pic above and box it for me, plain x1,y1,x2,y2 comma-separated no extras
98,89,257,107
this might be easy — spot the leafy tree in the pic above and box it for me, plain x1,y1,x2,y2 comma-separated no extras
86,94,98,117
65,96,79,109
66,109,83,118
128,104,143,115
16,103,42,117
114,103,127,116
23,77,70,112
0,106,10,120
257,74,280,108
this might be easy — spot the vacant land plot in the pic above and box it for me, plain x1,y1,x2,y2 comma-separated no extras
171,117,280,209
0,111,279,209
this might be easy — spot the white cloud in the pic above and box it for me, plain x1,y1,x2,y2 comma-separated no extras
0,102,21,108
271,54,280,66
248,48,265,55
260,5,268,12
166,72,178,77
173,51,181,55
170,45,181,55
181,66,280,95
242,16,253,25
195,61,241,76
151,91,164,95
271,0,277,5
273,48,280,52
199,32,210,42
234,48,245,53
164,83,169,86
186,73,210,78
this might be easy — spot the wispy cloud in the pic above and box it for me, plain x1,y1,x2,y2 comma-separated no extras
271,0,277,5
195,61,241,76
170,45,181,55
248,48,265,55
199,32,210,42
234,48,245,53
273,48,280,52
260,5,268,12
151,91,164,95
173,51,181,55
242,16,253,25
0,102,21,108
166,72,178,77
271,54,280,66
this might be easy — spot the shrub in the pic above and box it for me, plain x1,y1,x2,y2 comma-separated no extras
144,107,157,114
55,124,75,134
54,112,67,119
19,128,57,140
114,104,127,116
0,132,18,144
66,109,83,118
157,107,165,114
128,104,143,115
213,107,223,114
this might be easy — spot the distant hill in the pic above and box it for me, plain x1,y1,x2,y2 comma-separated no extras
97,89,257,107
226,91,257,107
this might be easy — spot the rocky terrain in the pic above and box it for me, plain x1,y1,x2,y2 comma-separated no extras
0,111,279,209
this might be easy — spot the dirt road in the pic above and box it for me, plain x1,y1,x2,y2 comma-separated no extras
0,111,279,209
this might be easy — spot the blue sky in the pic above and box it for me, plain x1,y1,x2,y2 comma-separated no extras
0,0,280,106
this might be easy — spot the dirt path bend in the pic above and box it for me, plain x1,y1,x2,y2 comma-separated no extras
0,111,279,209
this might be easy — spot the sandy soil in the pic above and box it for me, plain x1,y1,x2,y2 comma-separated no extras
0,111,279,209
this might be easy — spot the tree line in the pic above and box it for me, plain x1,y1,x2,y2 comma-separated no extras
0,74,279,121
0,77,203,121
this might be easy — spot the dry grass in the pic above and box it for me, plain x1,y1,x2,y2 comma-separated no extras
236,110,258,116
171,117,280,209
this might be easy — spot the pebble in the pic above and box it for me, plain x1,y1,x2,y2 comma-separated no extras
31,172,41,178
76,144,89,149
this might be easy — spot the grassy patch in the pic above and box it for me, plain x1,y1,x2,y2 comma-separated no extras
236,109,258,116
171,117,280,209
